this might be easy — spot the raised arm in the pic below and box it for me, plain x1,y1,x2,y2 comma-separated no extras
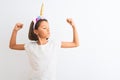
61,18,79,48
9,23,25,50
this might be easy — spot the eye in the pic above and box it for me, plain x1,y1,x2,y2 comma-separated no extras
42,26,47,29
43,27,46,29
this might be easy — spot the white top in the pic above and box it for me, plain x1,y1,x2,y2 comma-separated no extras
24,39,61,80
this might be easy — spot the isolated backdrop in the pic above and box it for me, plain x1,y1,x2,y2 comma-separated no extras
0,0,120,80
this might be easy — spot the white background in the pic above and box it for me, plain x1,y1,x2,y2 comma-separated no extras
0,0,120,80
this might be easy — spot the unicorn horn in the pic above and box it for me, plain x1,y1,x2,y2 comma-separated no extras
40,2,44,17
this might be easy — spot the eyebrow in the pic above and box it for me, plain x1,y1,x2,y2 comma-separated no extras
41,25,49,28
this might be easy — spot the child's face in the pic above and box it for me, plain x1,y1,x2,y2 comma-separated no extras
37,21,50,38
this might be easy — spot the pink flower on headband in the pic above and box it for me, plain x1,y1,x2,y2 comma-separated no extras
36,16,41,22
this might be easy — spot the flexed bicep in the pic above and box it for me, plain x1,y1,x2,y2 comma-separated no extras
61,18,79,48
9,23,25,50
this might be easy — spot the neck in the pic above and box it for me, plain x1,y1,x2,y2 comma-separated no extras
37,38,48,45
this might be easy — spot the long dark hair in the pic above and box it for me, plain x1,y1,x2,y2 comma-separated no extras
28,19,48,41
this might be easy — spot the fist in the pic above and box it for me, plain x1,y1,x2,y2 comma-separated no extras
14,23,23,31
66,18,75,26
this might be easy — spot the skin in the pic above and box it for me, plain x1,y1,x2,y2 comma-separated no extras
9,18,79,50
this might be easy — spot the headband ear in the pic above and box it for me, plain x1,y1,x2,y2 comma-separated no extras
40,2,44,17
33,2,45,29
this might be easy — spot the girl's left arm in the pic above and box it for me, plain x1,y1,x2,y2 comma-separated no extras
61,18,79,48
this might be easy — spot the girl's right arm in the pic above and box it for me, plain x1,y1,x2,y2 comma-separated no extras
9,23,25,50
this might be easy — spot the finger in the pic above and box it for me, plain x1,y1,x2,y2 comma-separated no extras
67,18,72,23
17,24,23,28
66,19,70,23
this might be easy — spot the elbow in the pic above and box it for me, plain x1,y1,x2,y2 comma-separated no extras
73,40,80,47
74,43,80,47
9,45,13,49
9,44,15,49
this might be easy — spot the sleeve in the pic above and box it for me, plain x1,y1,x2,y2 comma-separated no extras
24,43,31,54
54,39,62,49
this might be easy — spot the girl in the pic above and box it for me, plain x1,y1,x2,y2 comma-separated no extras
9,16,79,80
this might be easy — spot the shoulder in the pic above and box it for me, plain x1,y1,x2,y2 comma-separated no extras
25,41,36,46
48,38,61,48
24,41,37,50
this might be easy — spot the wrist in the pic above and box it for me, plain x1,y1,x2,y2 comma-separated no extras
71,24,76,28
13,29,18,32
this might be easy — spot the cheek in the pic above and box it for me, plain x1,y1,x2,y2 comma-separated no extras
38,30,47,35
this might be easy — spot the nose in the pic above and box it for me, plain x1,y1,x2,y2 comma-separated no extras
47,28,50,33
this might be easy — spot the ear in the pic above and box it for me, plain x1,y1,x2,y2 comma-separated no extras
33,30,38,35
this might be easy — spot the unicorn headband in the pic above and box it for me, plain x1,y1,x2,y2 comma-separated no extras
33,2,44,29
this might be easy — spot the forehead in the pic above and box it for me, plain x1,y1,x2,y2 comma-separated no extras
39,21,49,27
